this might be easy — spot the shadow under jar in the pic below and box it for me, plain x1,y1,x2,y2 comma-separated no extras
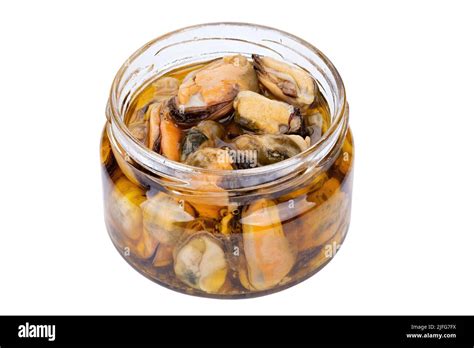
100,23,354,298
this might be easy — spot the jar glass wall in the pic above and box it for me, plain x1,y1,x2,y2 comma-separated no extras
100,23,353,298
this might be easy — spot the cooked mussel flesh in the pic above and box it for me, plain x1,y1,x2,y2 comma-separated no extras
174,232,228,293
141,192,196,246
233,91,304,135
185,147,234,170
232,134,309,167
252,54,316,109
180,120,225,161
107,176,146,241
152,77,180,102
147,100,183,161
169,55,259,126
240,199,295,291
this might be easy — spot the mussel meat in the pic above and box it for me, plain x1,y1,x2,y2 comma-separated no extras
233,91,304,135
232,134,309,167
107,176,146,241
147,100,183,161
127,77,180,146
174,232,228,293
128,122,148,144
107,177,160,259
141,192,196,246
180,120,225,161
185,147,234,170
295,178,350,252
152,244,174,267
240,199,296,291
252,54,317,109
183,148,233,215
152,77,180,102
169,55,259,127
132,225,159,260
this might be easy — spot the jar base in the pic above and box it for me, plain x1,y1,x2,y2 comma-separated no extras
106,223,350,299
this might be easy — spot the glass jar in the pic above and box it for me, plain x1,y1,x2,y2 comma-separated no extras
100,23,353,298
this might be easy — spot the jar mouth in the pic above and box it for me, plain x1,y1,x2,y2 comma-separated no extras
108,22,347,186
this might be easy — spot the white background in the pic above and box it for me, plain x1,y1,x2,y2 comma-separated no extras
0,0,473,315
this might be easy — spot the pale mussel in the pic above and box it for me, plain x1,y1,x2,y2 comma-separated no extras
168,55,259,127
174,231,228,293
232,134,309,167
252,54,317,109
233,91,305,136
180,120,225,162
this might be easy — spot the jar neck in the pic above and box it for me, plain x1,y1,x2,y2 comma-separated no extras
106,23,348,194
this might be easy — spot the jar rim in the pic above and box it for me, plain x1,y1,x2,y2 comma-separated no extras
107,22,348,184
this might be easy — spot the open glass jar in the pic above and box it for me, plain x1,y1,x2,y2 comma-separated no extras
100,23,353,298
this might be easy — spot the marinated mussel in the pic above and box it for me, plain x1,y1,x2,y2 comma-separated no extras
174,232,228,293
169,55,259,127
232,134,309,167
107,176,146,241
106,176,160,259
141,192,196,246
127,77,180,147
185,147,234,170
240,199,296,291
233,91,304,135
147,101,182,161
152,77,180,102
180,120,225,161
252,54,317,109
